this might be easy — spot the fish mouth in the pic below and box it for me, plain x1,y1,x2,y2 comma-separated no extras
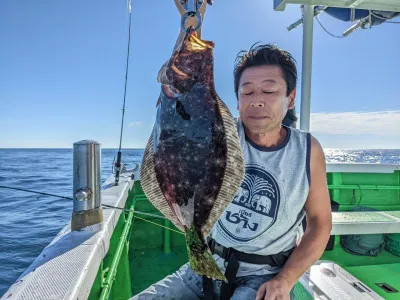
186,34,214,51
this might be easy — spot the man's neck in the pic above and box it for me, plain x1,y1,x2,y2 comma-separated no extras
244,125,288,149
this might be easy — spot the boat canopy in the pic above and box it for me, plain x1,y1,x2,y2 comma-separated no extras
274,0,400,12
273,0,399,132
322,7,399,26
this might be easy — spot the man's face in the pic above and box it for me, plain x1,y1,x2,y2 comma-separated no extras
237,65,295,135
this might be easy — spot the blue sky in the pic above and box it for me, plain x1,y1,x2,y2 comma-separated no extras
0,1,399,149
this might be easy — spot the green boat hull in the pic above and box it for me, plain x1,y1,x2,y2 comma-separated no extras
89,167,400,299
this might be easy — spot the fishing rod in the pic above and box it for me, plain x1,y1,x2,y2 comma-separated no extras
115,0,133,186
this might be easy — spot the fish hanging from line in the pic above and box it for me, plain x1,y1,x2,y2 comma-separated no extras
140,30,245,280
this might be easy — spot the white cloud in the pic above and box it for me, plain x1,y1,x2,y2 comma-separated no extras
129,121,145,128
303,110,400,136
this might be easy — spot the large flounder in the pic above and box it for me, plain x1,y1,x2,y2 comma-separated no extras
140,32,244,280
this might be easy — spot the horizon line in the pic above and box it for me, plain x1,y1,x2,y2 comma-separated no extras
0,147,399,151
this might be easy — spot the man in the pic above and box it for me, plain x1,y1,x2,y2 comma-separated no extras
132,44,332,300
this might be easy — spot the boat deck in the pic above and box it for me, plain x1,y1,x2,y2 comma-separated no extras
130,246,188,295
129,223,400,299
129,245,313,299
347,264,400,299
322,237,400,267
129,167,400,299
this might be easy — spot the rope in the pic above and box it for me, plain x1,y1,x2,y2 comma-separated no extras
315,15,344,39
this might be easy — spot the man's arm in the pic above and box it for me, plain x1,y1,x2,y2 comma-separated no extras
277,136,332,285
256,136,332,300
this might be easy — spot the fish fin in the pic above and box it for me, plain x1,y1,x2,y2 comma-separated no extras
161,84,178,100
140,127,184,232
185,226,226,281
201,97,245,237
161,84,180,100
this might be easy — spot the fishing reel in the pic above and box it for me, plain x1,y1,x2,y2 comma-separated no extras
112,160,138,180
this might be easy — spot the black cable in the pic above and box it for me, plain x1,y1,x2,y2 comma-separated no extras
0,185,73,200
315,15,344,39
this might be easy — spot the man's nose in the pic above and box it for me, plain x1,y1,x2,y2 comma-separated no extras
250,101,264,108
249,92,265,108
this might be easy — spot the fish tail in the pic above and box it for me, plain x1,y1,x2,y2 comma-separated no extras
185,226,227,281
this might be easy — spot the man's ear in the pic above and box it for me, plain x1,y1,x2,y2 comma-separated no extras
288,88,296,109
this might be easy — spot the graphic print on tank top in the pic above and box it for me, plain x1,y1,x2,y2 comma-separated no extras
217,163,280,243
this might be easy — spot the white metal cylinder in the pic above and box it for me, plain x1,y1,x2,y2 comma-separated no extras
73,140,101,213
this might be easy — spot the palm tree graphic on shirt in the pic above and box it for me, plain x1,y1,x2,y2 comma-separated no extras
235,173,276,216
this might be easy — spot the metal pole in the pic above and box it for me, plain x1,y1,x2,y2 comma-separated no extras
99,203,134,300
300,5,314,132
163,219,172,254
71,140,103,231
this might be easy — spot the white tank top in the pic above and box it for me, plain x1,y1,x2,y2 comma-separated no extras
210,119,311,276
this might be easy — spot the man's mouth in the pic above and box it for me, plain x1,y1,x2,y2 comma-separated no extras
248,116,269,120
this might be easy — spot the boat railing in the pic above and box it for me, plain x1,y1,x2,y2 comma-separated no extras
0,142,137,300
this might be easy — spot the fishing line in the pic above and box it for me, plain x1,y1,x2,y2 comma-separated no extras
102,204,184,235
102,204,166,219
130,215,184,235
0,185,73,200
0,185,183,234
0,185,179,226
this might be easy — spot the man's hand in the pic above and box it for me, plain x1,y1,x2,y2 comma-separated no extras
255,276,292,300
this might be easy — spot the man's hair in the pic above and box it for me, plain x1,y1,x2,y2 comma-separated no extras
282,108,298,127
233,43,297,98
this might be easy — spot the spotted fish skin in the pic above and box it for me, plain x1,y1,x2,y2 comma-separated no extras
155,44,226,234
141,33,244,280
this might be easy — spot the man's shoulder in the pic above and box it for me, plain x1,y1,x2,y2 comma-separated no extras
287,125,308,135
